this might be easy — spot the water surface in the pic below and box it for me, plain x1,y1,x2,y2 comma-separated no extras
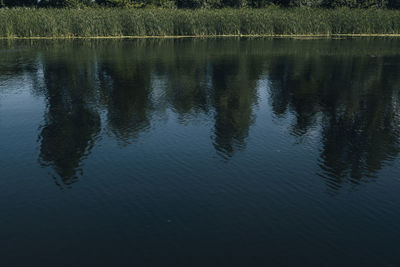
1,38,400,266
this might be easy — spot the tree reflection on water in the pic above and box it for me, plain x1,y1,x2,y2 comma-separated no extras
2,39,399,189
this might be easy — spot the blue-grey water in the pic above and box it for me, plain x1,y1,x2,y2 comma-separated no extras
1,38,400,266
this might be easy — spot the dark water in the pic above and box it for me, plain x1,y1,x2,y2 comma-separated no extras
1,38,400,266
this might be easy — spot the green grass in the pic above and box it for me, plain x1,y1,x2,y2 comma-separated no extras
1,7,400,38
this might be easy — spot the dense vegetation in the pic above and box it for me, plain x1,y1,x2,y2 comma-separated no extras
1,0,400,8
1,8,400,37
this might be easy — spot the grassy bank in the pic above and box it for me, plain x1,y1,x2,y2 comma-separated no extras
1,8,400,38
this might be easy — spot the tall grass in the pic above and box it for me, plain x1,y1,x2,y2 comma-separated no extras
1,7,400,38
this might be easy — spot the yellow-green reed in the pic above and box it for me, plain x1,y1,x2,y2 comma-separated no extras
1,7,400,38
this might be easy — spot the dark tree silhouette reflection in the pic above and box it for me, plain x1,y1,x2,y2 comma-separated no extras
98,51,153,145
210,57,261,157
268,54,400,188
7,39,397,189
161,53,211,116
38,51,100,186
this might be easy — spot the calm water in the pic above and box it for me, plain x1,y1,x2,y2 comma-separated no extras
1,38,400,266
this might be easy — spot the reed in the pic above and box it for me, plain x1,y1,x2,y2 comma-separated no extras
1,7,400,38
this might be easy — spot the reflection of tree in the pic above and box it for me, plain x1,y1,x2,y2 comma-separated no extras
0,46,40,93
98,52,153,145
38,54,100,186
161,55,210,116
5,38,398,189
319,60,400,183
210,57,262,157
268,55,400,188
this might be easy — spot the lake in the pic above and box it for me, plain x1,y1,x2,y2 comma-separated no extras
1,38,400,266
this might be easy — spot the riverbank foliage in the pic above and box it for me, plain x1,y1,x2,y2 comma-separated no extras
1,8,400,37
1,0,400,8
